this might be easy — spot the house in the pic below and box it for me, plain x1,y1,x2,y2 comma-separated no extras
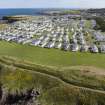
47,41,55,48
62,43,70,51
55,43,62,49
79,39,86,45
31,39,41,46
22,39,32,44
80,44,89,52
89,45,98,53
41,41,47,48
72,38,77,44
70,44,79,52
99,45,105,53
56,37,62,42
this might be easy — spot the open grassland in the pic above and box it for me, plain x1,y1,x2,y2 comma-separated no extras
1,41,105,104
62,10,81,15
1,56,105,105
0,41,105,69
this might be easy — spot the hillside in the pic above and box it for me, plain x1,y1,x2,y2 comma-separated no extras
0,56,105,105
0,41,105,69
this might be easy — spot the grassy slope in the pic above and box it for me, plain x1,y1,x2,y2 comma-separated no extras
0,41,105,69
1,40,105,104
1,56,105,91
1,57,105,105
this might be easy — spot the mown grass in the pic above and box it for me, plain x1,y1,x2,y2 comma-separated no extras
0,41,105,69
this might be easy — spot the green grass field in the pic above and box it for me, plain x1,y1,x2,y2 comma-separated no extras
0,41,105,69
1,40,105,105
1,56,105,105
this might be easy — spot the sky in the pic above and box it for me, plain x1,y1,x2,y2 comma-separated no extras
0,0,105,8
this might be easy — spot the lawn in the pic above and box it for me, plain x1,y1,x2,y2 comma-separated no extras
0,41,105,69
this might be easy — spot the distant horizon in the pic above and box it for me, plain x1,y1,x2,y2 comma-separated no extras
0,7,104,9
